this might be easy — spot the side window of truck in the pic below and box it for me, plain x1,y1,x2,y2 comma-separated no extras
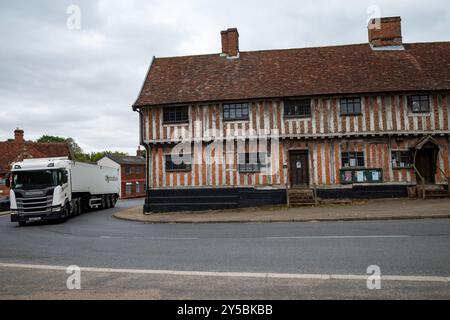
60,170,68,185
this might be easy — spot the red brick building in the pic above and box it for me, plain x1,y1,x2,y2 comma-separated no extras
97,154,146,199
0,129,72,196
133,17,450,212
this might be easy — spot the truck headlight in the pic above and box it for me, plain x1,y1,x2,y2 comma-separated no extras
51,206,62,212
10,209,18,215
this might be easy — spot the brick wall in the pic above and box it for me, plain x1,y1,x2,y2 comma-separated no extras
121,164,146,198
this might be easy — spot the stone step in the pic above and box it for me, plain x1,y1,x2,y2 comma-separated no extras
415,184,449,199
290,203,316,207
288,188,316,206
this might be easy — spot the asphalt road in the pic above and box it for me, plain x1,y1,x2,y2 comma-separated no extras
0,199,449,299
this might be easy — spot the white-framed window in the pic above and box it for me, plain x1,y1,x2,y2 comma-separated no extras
136,182,140,193
125,183,132,195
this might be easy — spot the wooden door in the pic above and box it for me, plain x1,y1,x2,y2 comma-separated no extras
289,151,309,188
415,148,436,184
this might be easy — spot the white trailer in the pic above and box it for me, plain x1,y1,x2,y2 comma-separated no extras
7,157,119,225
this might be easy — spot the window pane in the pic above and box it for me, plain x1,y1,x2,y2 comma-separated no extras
340,103,347,115
348,103,354,114
236,108,242,118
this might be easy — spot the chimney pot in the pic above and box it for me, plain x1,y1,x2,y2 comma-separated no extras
14,128,24,144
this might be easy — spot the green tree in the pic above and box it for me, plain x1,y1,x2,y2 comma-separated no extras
36,135,67,143
36,135,127,163
37,135,85,161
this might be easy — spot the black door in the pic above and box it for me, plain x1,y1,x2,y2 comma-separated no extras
289,151,309,188
415,145,438,184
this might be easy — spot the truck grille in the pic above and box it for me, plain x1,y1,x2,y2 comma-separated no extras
16,195,53,214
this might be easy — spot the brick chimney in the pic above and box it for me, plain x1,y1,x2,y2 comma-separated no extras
368,16,402,48
221,28,239,58
14,128,24,144
136,146,143,157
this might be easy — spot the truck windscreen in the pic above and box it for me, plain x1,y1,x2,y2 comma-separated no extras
12,170,58,190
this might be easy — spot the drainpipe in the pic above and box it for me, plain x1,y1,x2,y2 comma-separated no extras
133,105,151,213
131,56,155,214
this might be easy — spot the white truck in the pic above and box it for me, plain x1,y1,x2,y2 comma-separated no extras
6,157,119,226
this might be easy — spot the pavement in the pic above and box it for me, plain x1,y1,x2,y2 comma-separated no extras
113,198,450,223
0,198,449,299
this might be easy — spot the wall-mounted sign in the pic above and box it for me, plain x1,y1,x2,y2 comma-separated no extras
340,168,383,184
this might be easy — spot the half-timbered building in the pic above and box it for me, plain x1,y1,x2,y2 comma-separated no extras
133,17,450,212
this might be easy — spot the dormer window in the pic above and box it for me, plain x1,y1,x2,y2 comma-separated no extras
408,95,430,113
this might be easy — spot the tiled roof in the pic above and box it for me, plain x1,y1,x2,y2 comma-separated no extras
106,154,146,165
0,141,72,174
134,41,450,107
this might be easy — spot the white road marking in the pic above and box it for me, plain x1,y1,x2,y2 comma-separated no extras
0,262,448,283
99,235,409,241
266,235,411,240
99,235,198,240
133,237,199,240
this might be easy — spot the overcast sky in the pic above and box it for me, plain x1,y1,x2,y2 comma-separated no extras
0,0,448,155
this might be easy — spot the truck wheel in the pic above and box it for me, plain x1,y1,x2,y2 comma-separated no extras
106,196,112,209
78,200,83,215
110,196,116,208
59,205,69,223
70,202,76,217
101,197,106,210
74,200,81,216
81,199,88,213
18,221,26,227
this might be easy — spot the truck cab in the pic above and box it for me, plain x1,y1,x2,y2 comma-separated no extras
8,158,72,225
